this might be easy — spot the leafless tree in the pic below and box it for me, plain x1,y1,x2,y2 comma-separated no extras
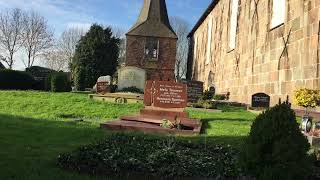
22,10,53,68
112,26,126,66
170,16,190,81
41,45,68,71
58,27,85,70
112,26,125,39
0,8,24,69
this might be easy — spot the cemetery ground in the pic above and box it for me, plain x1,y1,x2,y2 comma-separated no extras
0,90,257,179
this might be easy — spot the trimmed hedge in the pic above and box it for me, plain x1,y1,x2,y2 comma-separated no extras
26,66,57,91
0,70,35,90
49,72,71,92
57,134,240,178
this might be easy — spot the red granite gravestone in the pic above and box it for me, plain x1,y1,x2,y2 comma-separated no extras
97,82,110,93
153,81,187,108
100,80,202,135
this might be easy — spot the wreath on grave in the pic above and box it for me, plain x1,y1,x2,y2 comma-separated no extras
160,117,182,130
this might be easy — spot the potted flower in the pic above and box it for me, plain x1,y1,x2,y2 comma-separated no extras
294,88,320,133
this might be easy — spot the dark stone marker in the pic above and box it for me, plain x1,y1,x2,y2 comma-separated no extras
153,81,188,108
252,93,270,108
179,80,204,103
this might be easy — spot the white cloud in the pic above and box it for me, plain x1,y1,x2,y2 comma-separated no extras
0,0,96,69
0,0,95,34
66,22,91,31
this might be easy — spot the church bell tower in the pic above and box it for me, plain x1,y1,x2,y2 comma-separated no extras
125,0,178,81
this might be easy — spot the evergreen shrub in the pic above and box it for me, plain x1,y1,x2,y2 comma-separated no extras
239,101,313,180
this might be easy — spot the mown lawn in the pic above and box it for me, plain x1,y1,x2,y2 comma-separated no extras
0,91,256,180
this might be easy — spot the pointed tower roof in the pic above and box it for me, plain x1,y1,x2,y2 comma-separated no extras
126,0,177,39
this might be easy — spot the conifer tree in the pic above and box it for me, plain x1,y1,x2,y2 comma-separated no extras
72,24,119,90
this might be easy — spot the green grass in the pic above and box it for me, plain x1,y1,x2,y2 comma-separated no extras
0,90,257,179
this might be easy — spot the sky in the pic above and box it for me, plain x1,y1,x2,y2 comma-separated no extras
0,0,212,69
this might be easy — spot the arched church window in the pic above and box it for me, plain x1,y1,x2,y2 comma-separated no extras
145,38,159,59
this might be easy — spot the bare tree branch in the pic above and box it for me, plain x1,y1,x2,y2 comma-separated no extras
170,16,190,81
0,8,24,69
22,10,53,68
112,26,126,65
57,27,85,70
41,46,68,71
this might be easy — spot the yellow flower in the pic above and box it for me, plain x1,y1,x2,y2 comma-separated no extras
294,88,320,108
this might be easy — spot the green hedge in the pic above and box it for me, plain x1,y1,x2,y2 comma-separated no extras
49,72,71,92
0,70,35,90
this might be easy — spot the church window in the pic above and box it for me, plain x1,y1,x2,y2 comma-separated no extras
229,0,239,50
145,38,159,59
271,0,285,29
206,17,213,65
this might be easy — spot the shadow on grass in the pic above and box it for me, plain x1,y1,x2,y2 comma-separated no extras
0,113,115,180
201,117,253,124
0,113,247,179
197,118,250,148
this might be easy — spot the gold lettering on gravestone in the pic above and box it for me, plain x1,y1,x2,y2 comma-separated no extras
153,82,187,108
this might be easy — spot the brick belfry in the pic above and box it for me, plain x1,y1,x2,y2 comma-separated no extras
125,0,177,81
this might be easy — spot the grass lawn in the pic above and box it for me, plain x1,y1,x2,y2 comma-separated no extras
0,91,256,180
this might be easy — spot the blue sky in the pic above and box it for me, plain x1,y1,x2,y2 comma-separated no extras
0,0,212,37
0,0,211,69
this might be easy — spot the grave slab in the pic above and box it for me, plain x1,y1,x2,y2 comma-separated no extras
100,80,202,135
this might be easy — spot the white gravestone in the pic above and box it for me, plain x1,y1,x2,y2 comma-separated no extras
97,76,112,84
118,66,146,91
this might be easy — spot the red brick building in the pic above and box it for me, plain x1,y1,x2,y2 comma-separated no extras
125,0,177,81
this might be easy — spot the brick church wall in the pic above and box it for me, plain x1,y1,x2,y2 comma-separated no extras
126,35,177,81
189,0,320,107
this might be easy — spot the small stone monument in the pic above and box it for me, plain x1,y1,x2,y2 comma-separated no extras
118,66,146,91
